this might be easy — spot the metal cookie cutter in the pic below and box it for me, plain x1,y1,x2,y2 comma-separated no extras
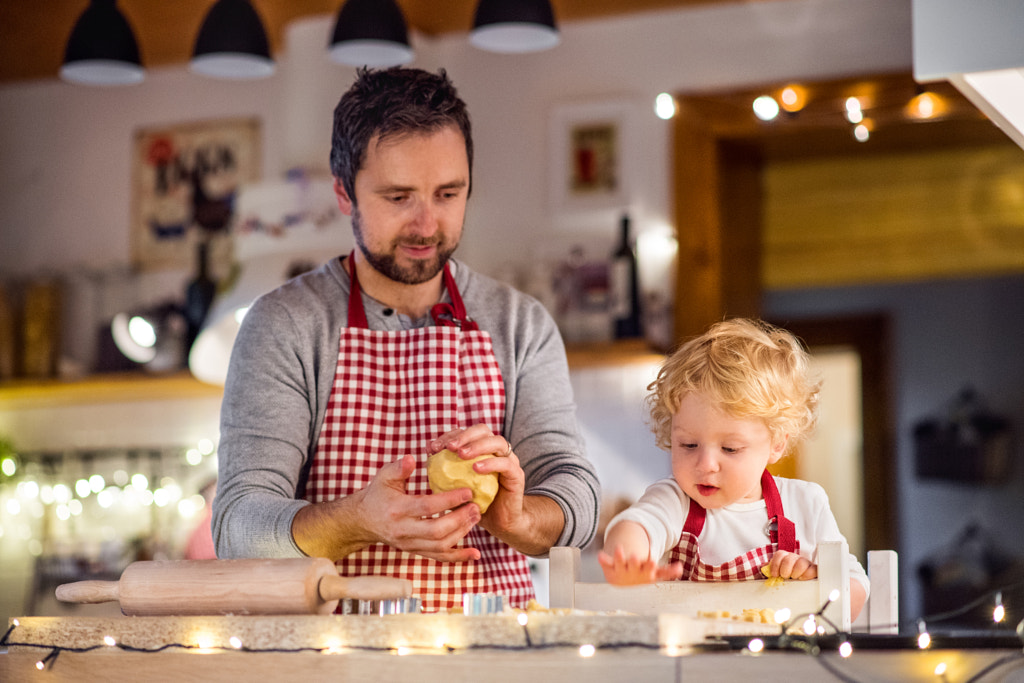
340,597,422,615
462,593,505,616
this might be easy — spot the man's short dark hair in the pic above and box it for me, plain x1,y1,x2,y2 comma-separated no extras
330,67,473,202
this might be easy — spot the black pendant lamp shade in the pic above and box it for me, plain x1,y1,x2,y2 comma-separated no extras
61,0,145,85
470,0,560,54
328,0,414,67
191,0,275,79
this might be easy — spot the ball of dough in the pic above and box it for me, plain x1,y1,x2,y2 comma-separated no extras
427,449,499,513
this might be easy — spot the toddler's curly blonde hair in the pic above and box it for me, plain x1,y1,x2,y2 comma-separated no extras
646,318,821,453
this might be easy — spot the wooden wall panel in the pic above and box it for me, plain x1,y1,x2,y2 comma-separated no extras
673,121,725,342
672,123,763,342
763,143,1024,290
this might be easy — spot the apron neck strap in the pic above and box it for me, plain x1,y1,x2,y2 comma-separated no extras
346,251,476,330
762,469,797,552
430,265,478,331
346,252,370,329
681,469,797,553
682,498,707,536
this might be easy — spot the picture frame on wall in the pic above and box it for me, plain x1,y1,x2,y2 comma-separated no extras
132,117,261,271
548,100,633,214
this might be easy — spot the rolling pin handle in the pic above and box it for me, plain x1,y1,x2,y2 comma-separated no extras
55,580,120,604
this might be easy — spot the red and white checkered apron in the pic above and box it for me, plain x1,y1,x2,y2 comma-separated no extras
304,256,535,613
668,470,799,581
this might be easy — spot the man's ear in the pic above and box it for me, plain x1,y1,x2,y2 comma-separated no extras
333,177,354,217
768,434,789,465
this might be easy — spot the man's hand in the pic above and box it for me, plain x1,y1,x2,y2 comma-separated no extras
430,425,564,556
361,455,484,561
292,454,482,562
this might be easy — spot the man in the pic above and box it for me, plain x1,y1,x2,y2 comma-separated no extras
212,67,600,612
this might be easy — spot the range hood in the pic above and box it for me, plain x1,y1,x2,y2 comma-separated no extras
913,0,1024,150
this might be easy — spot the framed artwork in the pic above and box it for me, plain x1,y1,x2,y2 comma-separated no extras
132,117,261,271
548,101,633,213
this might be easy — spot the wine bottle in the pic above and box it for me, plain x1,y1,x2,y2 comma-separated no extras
184,241,216,352
609,214,642,338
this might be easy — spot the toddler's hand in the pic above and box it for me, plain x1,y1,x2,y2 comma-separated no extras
765,550,817,580
598,546,683,585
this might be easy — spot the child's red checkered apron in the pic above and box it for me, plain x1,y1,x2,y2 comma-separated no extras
304,257,535,613
668,470,799,581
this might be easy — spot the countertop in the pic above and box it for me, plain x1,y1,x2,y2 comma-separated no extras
3,614,1023,682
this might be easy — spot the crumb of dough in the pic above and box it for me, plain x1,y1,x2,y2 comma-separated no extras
427,449,499,512
524,599,576,615
698,610,732,620
760,564,785,588
740,608,776,623
698,607,775,624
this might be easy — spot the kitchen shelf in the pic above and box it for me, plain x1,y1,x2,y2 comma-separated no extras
0,371,223,410
0,340,663,411
565,338,665,368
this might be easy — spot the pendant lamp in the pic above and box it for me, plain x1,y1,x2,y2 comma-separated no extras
470,0,560,54
328,0,414,68
60,0,145,86
191,0,275,79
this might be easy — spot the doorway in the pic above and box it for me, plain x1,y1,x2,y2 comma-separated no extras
768,314,896,556
769,346,863,557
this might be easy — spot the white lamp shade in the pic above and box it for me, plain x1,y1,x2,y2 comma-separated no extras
60,59,144,85
188,176,351,385
188,249,333,384
469,24,560,53
328,40,414,68
190,53,275,80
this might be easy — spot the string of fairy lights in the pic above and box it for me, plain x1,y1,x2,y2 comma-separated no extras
0,441,218,579
652,82,953,144
4,585,1024,680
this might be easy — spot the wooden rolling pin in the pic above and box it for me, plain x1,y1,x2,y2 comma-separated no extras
55,557,413,616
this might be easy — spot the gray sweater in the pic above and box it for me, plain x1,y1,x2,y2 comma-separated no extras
212,256,600,559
